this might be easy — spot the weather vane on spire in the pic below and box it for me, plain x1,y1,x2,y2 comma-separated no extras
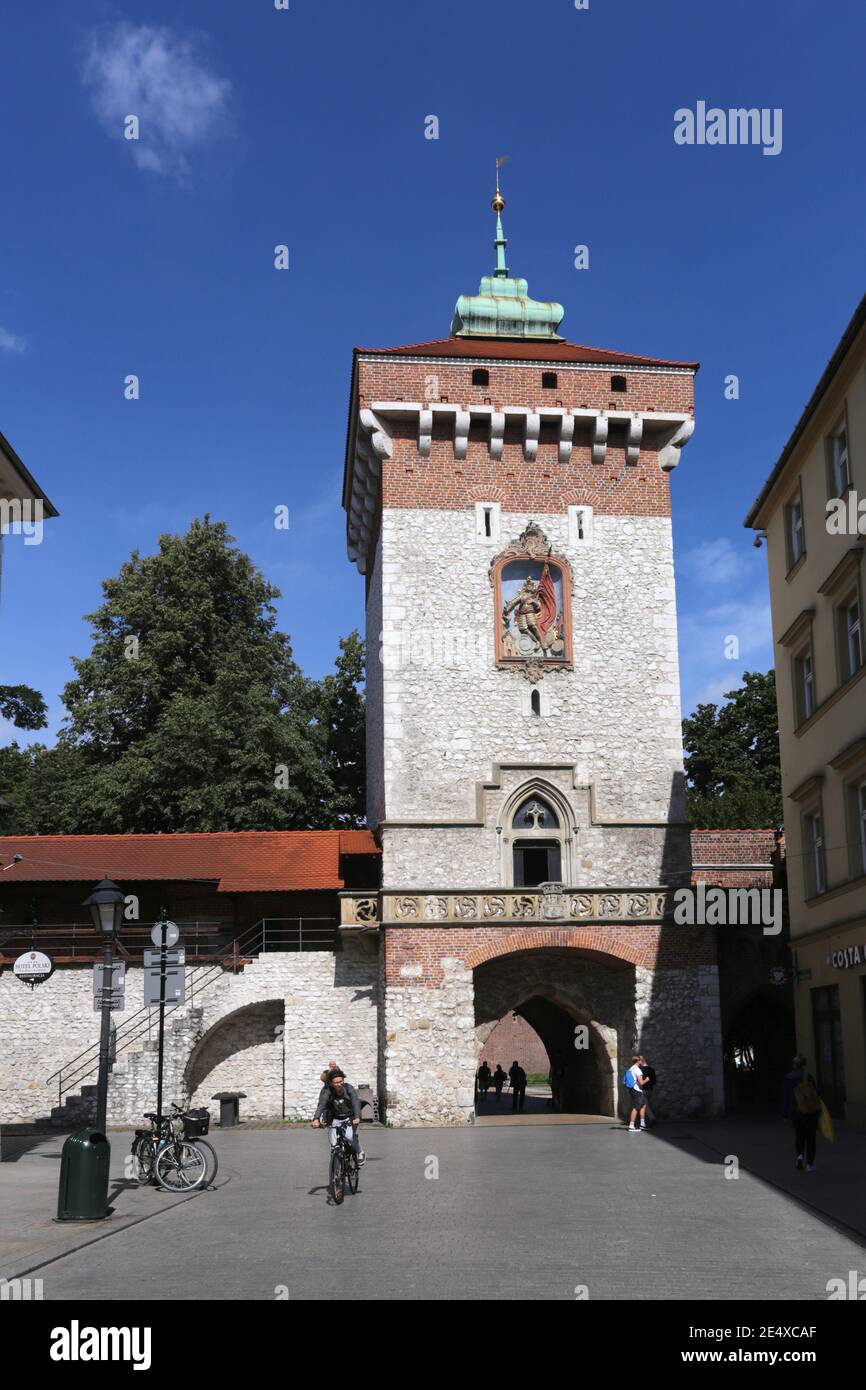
492,156,510,276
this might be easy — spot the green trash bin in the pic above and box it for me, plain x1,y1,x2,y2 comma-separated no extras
56,1129,111,1222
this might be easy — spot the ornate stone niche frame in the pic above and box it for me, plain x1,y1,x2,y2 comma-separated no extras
490,522,574,682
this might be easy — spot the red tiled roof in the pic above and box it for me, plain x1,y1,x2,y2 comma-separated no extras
355,337,699,369
0,831,379,893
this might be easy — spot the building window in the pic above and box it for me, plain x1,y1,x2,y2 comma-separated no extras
472,368,489,387
530,688,541,716
474,501,501,545
542,371,558,390
611,375,627,393
834,594,863,683
827,420,850,498
785,491,805,569
568,504,592,547
804,811,826,896
792,646,815,725
510,795,563,887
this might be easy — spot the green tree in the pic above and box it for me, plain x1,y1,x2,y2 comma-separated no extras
0,684,47,730
12,517,338,833
682,670,782,828
315,631,366,826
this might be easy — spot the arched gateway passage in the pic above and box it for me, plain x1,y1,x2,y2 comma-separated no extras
472,946,635,1118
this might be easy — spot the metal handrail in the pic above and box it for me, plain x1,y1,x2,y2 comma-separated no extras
45,916,336,1105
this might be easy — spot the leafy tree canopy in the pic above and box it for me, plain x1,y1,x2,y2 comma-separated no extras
1,518,366,833
682,670,782,829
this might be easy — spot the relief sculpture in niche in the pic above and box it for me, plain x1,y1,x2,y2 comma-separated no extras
491,522,573,680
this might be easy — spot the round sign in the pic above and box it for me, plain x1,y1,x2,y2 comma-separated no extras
150,920,180,949
13,950,53,985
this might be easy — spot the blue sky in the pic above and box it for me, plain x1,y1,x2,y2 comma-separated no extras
1,0,864,746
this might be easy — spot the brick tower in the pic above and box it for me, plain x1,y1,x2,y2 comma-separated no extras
342,181,723,1125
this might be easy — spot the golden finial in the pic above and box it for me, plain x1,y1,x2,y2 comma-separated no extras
492,154,509,212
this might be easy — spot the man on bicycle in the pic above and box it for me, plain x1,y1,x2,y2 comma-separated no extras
311,1068,365,1165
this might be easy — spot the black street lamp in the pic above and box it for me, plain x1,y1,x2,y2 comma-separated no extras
83,879,125,1134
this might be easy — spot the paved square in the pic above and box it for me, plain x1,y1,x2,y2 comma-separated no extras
3,1119,864,1301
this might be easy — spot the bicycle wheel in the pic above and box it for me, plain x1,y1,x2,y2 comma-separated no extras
346,1150,359,1195
155,1141,207,1193
194,1137,219,1187
328,1147,345,1205
133,1136,156,1184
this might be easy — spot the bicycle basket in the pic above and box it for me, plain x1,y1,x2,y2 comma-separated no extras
183,1108,210,1139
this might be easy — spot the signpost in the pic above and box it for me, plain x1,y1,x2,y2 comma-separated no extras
148,914,184,1131
93,961,126,1012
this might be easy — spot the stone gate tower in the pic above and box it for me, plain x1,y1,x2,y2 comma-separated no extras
342,184,723,1124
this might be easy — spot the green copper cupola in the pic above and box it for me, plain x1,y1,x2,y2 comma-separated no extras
450,172,564,340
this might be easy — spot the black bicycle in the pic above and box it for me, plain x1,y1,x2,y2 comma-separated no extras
131,1102,218,1190
327,1120,360,1205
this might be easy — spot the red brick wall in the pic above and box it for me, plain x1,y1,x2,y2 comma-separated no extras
690,829,776,888
479,1013,550,1074
385,923,717,988
356,356,695,522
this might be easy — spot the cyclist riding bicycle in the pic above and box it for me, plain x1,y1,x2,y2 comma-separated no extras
312,1067,366,1165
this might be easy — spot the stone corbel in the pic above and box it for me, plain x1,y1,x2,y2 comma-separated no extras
454,410,470,461
489,411,505,460
418,408,432,458
592,413,608,466
558,412,575,464
359,408,393,460
658,418,695,472
524,412,540,462
625,415,643,466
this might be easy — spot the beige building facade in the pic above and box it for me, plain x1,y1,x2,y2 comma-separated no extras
747,292,866,1126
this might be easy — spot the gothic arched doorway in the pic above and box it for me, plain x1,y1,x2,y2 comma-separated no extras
473,947,634,1119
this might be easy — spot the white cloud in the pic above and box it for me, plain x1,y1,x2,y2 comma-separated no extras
82,23,233,180
681,536,749,589
0,326,27,354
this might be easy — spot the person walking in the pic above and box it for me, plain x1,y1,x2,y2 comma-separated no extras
639,1055,657,1126
780,1054,821,1172
476,1060,492,1099
623,1055,647,1132
509,1061,527,1113
493,1064,507,1102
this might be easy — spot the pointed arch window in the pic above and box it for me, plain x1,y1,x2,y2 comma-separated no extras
511,795,562,886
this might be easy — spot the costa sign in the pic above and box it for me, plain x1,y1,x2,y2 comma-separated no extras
828,944,866,970
12,950,53,985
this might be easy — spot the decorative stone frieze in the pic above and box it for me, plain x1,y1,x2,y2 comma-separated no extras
340,888,675,927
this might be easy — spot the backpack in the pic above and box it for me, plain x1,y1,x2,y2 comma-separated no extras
794,1077,821,1115
623,1068,635,1088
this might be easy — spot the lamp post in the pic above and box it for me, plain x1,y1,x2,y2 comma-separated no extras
83,878,125,1134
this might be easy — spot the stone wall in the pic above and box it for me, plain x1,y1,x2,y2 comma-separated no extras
0,940,379,1126
375,507,688,890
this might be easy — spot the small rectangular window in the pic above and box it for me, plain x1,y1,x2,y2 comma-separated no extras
472,368,489,387
805,812,826,896
611,375,627,393
542,371,558,390
793,647,815,724
827,421,849,498
836,594,863,682
785,493,805,569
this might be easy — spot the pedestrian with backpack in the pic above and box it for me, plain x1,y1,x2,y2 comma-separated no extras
623,1055,648,1132
780,1054,821,1172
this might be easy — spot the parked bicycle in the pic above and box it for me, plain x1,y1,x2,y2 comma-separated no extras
327,1118,360,1205
131,1102,218,1191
